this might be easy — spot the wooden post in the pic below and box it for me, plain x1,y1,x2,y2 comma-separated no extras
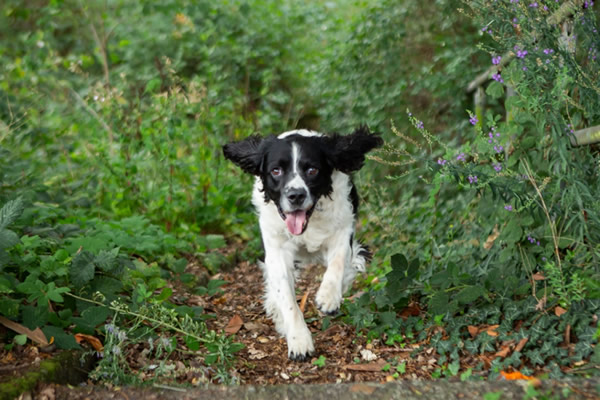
474,86,485,127
570,126,600,146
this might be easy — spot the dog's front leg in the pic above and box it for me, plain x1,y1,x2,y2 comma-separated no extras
262,244,314,361
316,230,352,315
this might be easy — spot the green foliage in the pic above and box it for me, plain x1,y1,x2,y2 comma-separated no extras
339,0,600,379
1,0,599,384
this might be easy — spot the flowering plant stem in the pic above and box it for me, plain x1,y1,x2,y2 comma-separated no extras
65,292,210,344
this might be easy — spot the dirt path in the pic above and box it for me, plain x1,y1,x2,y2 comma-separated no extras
201,260,433,384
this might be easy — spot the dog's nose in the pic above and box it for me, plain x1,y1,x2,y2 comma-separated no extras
287,188,307,206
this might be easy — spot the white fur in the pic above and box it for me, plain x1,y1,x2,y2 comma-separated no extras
253,170,367,359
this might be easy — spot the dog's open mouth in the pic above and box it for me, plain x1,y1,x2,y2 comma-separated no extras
278,206,315,235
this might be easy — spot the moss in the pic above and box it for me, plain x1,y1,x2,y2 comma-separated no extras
0,351,93,400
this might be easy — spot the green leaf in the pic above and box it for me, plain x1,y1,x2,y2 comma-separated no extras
144,78,161,94
428,292,450,315
14,334,28,346
500,219,522,243
0,229,20,249
94,248,120,272
70,251,96,288
73,306,111,333
460,368,473,381
447,360,460,376
42,325,80,350
312,355,326,367
486,80,504,99
45,282,70,302
0,298,20,318
455,285,486,304
153,287,173,303
0,197,24,230
185,335,200,351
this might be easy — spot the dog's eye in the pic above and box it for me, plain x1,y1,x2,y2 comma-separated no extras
271,167,282,177
307,167,319,176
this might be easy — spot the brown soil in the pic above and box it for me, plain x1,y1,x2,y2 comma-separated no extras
194,260,436,385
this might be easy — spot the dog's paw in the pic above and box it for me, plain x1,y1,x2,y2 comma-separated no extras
315,280,342,315
287,327,314,362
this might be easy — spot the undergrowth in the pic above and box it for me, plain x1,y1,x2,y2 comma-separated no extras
347,0,600,379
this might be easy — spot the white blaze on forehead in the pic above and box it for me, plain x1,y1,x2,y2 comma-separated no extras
286,143,307,190
280,142,313,217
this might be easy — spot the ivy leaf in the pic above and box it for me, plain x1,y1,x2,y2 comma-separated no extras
70,251,96,288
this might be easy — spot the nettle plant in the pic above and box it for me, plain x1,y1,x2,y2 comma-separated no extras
351,0,600,377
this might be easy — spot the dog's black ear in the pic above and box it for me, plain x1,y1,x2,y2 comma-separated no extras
223,135,265,176
326,125,383,173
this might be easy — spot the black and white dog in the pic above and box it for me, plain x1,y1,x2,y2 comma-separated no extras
223,127,382,361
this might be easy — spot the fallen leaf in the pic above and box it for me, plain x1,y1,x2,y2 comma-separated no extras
350,383,377,395
554,306,567,317
500,370,535,380
299,290,309,313
360,349,378,362
225,314,244,335
247,346,268,360
0,316,49,346
495,346,510,358
532,272,545,281
484,225,500,249
74,333,104,352
400,303,421,319
486,325,500,337
514,337,528,352
243,321,265,332
344,358,387,372
468,325,479,338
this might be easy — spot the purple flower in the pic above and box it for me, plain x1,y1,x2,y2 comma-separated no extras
456,153,466,161
437,158,447,166
493,163,502,172
416,120,424,130
529,2,538,7
492,56,502,65
543,48,554,54
469,115,478,125
494,145,504,153
492,73,504,83
468,175,478,184
504,205,513,211
516,49,528,58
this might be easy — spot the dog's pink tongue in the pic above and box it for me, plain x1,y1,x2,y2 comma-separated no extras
285,210,306,235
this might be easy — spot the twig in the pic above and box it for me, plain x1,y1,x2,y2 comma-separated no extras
67,86,115,143
522,159,562,272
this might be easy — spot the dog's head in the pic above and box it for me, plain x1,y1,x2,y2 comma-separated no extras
223,126,383,235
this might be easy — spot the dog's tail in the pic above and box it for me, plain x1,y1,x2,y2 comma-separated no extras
343,238,373,293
